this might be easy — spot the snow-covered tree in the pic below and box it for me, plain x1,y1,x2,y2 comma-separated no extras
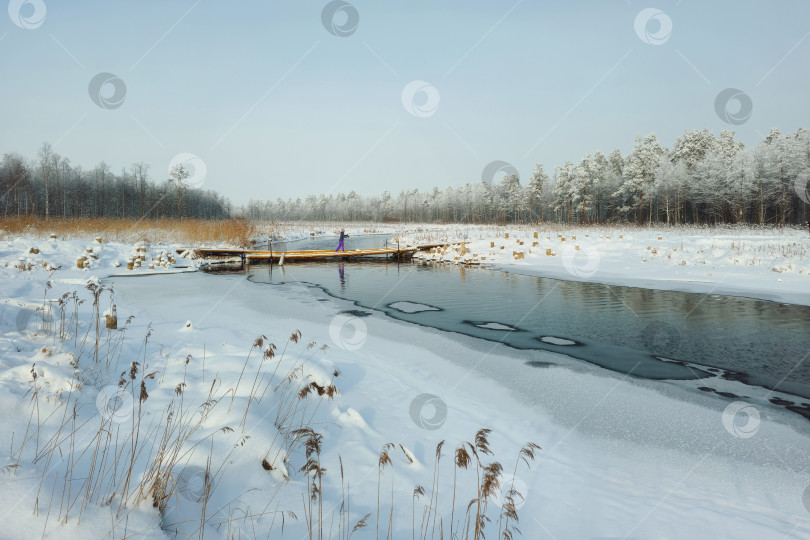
553,162,575,223
654,155,688,225
617,134,666,224
526,163,548,222
758,128,807,224
727,148,757,223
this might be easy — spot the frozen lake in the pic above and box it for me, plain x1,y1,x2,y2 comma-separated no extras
236,236,810,418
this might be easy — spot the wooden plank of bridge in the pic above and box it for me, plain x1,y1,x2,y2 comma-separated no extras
261,247,417,260
176,242,466,256
176,242,472,263
177,246,420,261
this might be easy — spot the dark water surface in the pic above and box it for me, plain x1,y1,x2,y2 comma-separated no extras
236,235,810,407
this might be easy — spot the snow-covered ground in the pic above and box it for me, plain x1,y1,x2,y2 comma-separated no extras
0,226,809,539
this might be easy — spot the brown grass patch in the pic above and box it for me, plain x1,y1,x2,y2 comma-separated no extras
0,216,259,246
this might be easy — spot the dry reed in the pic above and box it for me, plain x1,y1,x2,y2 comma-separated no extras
9,279,541,539
0,216,260,247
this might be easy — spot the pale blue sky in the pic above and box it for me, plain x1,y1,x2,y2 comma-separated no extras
1,0,808,203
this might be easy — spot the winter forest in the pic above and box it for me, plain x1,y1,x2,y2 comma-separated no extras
0,143,231,220
247,128,810,226
4,128,809,226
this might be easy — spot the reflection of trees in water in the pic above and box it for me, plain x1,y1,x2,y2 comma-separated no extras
539,277,810,381
252,260,810,385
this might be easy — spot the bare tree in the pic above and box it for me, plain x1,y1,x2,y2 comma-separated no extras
169,163,190,218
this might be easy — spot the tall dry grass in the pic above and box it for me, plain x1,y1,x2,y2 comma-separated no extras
11,279,541,539
0,216,260,246
11,281,344,538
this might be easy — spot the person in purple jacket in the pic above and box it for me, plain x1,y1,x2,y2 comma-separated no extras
336,229,349,252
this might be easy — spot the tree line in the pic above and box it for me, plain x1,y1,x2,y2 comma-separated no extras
5,129,808,226
245,127,810,226
0,143,231,220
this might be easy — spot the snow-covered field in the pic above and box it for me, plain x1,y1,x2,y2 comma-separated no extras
1,225,809,539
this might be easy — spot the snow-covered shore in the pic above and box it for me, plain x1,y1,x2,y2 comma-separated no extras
0,226,809,539
399,224,810,306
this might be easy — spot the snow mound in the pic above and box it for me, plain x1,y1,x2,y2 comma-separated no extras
334,407,371,431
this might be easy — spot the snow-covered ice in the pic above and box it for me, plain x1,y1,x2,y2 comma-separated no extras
388,301,441,313
538,336,577,346
473,322,519,331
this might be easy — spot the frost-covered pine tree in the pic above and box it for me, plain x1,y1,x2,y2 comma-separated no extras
570,156,594,223
691,131,746,223
526,163,548,222
586,151,609,223
617,134,665,224
570,158,585,222
553,162,575,223
654,155,688,226
507,173,524,221
670,129,718,223
601,149,624,222
671,129,717,168
717,130,744,160
727,148,757,223
693,149,732,222
494,174,520,222
758,128,807,225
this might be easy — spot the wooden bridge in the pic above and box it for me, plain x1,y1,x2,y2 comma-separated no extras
177,243,466,264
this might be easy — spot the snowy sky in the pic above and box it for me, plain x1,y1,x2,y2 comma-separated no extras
2,0,809,204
